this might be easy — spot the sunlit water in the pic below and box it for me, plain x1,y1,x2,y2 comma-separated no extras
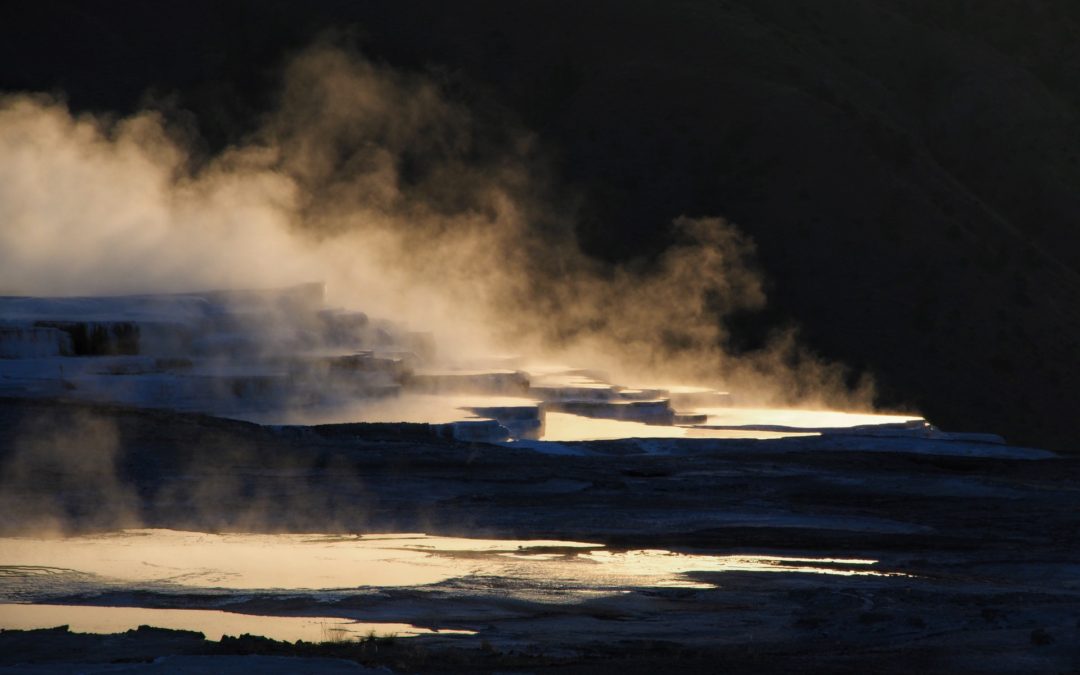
0,531,595,590
0,603,470,641
232,395,918,442
0,530,902,641
540,412,818,442
0,529,896,594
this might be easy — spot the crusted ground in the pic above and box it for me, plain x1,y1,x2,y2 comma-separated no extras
2,398,1079,673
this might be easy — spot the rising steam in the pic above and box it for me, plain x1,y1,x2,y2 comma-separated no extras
0,43,872,409
0,411,137,533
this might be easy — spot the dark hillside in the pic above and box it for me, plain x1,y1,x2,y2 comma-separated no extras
2,0,1077,451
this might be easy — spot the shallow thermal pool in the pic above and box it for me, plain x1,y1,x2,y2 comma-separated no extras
230,395,921,442
537,407,922,442
695,407,924,430
539,412,819,442
0,529,902,643
0,530,897,594
0,603,468,642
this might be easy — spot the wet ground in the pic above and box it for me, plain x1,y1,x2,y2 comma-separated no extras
1,398,1079,672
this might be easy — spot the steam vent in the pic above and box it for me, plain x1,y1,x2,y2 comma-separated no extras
0,283,1032,453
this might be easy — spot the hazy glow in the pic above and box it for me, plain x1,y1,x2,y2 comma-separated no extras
0,603,470,641
697,407,922,429
0,43,884,412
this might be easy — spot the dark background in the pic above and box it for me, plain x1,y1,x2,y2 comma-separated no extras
3,0,1079,452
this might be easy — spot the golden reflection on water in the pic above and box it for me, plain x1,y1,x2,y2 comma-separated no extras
0,603,470,641
0,530,896,594
571,550,894,588
541,412,818,441
0,530,598,590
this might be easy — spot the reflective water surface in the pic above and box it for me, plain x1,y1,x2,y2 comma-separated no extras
0,530,902,641
0,531,598,590
0,529,897,594
0,603,469,641
540,412,818,441
230,393,920,442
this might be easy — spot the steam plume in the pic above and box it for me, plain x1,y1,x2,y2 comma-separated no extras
0,43,873,409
